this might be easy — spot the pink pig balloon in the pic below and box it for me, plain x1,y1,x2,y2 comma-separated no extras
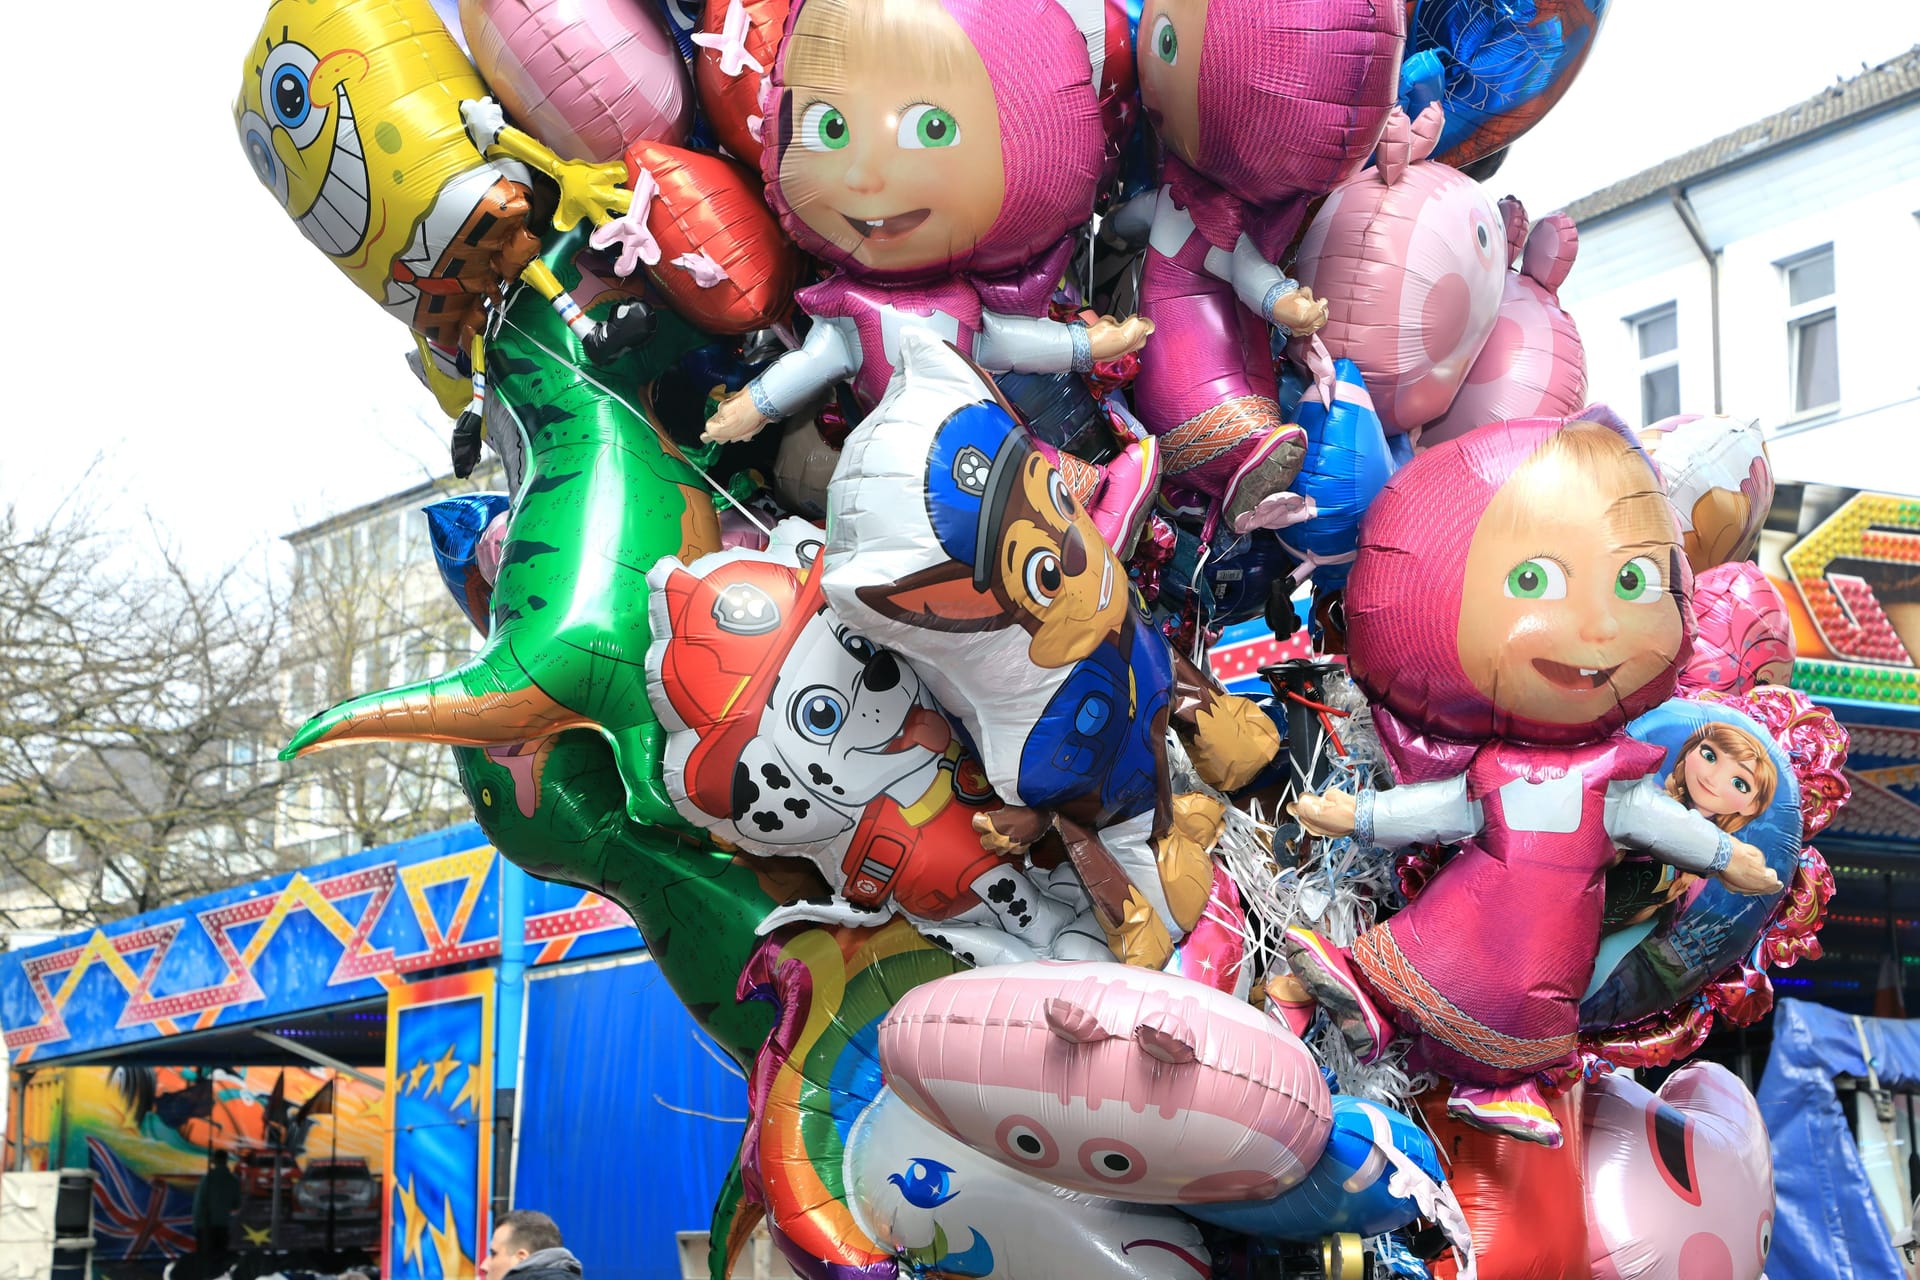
1422,197,1587,445
1292,103,1506,437
461,0,693,162
879,961,1331,1204
1582,1061,1774,1280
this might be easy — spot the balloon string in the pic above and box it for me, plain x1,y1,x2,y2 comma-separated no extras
496,313,775,540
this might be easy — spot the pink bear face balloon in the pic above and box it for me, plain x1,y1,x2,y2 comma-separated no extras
1582,1061,1774,1280
1293,104,1507,437
878,962,1332,1205
1423,197,1588,446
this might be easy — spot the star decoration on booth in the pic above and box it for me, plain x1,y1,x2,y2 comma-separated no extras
450,1061,486,1117
429,1192,474,1280
395,1173,429,1266
424,1044,463,1099
243,1224,273,1246
405,1058,431,1094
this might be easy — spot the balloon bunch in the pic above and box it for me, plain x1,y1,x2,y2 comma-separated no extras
246,0,1844,1275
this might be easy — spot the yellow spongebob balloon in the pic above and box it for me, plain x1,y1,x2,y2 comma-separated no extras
234,0,541,413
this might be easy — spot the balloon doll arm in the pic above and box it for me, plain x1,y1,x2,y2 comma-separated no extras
1357,774,1483,847
1605,777,1742,875
978,311,1153,373
1207,235,1330,339
1606,779,1780,892
742,319,860,422
461,99,633,232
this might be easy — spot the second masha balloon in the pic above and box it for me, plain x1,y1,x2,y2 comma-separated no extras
704,0,1160,550
1282,414,1784,1148
1130,0,1403,533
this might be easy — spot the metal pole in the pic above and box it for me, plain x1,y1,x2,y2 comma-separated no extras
327,1069,338,1254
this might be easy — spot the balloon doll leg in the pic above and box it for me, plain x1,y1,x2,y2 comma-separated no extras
1160,397,1309,534
1283,926,1392,1063
1447,1080,1564,1148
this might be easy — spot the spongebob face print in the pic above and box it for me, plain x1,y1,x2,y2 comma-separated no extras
233,0,539,406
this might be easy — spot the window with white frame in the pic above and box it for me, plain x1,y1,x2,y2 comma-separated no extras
1631,304,1681,426
1783,247,1838,415
45,831,75,866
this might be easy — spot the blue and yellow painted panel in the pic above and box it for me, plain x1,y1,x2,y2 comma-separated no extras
387,970,493,1280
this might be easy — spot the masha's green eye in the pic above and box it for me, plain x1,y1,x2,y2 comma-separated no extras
898,105,960,149
800,102,849,151
1150,14,1178,64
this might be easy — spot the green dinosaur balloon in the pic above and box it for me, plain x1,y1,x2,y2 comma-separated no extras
283,225,722,829
454,729,830,1067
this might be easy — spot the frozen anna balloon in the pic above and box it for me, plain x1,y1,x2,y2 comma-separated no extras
702,0,1160,550
1282,414,1783,1148
1130,0,1403,533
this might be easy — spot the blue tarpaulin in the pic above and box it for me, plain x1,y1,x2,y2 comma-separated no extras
1758,998,1920,1279
513,956,747,1280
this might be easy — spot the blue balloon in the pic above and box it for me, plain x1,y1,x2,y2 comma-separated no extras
1280,360,1395,596
1581,697,1803,1032
1185,1095,1443,1241
425,492,512,634
1400,0,1612,169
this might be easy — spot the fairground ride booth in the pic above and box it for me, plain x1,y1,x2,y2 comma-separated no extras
0,823,745,1280
1749,475,1920,1277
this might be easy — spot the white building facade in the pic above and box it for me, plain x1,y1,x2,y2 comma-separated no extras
1558,48,1920,485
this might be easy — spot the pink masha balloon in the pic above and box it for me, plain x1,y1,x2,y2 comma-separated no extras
1423,197,1587,445
1293,104,1507,438
879,961,1332,1204
1582,1062,1774,1280
1679,563,1795,697
1129,0,1403,532
461,0,692,161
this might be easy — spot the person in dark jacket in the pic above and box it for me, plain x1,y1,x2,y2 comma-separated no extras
480,1209,583,1280
191,1150,241,1267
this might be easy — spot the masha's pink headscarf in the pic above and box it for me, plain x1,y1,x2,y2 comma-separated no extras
761,0,1103,285
1679,562,1794,697
1346,411,1697,762
1166,0,1403,260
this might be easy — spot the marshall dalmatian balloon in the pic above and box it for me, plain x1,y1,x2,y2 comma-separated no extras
646,519,1109,961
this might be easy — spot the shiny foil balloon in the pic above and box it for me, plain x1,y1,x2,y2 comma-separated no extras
1678,563,1794,696
1292,105,1507,437
736,924,1213,1280
460,0,693,162
1583,698,1801,1034
1399,0,1612,171
822,334,1197,968
1641,415,1774,573
604,140,803,332
1581,1063,1773,1280
645,520,1111,965
692,0,787,166
283,228,723,833
879,961,1333,1203
454,729,814,1067
234,0,542,414
1184,1095,1446,1241
1419,1084,1590,1280
1423,199,1586,444
425,493,514,633
1280,360,1396,596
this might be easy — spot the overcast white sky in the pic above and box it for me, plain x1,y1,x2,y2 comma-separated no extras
1,0,1914,575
